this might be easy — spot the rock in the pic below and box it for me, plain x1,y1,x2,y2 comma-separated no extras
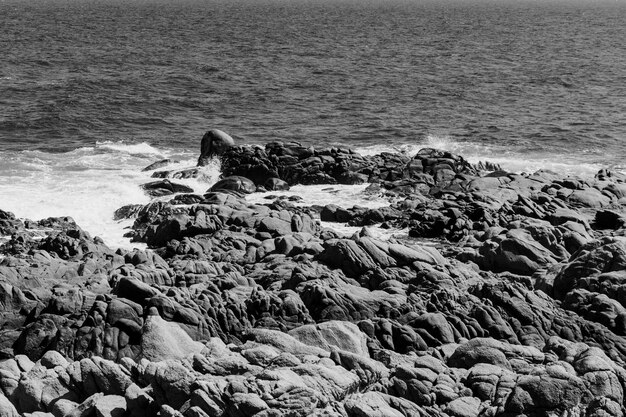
65,393,103,417
289,321,369,357
387,243,446,266
553,237,626,300
448,338,512,370
13,317,60,361
566,187,612,208
344,392,422,417
0,393,18,417
595,209,626,230
245,329,329,358
445,396,481,417
39,351,68,369
144,361,195,410
258,217,292,236
209,176,256,194
142,159,171,172
158,404,184,417
264,177,290,191
506,374,586,415
477,228,559,275
227,393,269,416
140,309,205,361
140,180,194,197
318,239,378,277
197,129,235,166
113,204,144,221
114,277,158,305
94,395,126,417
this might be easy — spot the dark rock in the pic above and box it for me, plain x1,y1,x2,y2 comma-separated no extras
197,129,235,166
553,237,626,300
170,194,205,205
140,180,194,197
113,204,144,221
209,176,256,195
595,209,626,230
264,177,290,191
142,159,171,172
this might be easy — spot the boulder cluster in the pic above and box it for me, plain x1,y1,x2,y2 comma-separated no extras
2,134,626,417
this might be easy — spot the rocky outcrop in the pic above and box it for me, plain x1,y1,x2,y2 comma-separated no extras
197,129,235,166
219,142,476,188
2,138,626,416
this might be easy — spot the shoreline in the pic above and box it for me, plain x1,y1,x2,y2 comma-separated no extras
1,137,626,416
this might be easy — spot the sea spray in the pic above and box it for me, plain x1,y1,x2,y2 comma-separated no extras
355,135,621,177
0,143,220,249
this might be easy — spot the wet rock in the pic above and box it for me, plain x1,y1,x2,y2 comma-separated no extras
197,129,235,166
113,204,144,221
264,177,290,191
140,180,194,197
142,159,171,172
209,176,256,195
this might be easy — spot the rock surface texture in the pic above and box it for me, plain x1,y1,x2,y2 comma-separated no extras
2,139,626,417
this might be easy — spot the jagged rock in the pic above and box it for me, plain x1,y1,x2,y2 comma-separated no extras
5,143,626,416
553,237,626,300
476,228,559,275
113,204,144,221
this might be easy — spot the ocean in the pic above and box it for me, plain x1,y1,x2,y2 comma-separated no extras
1,0,625,248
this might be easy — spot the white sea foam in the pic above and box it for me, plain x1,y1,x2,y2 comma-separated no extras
356,134,475,157
95,141,168,157
248,184,407,239
247,184,394,209
355,134,624,178
0,143,218,249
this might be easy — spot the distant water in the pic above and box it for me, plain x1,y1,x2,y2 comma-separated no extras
1,0,625,247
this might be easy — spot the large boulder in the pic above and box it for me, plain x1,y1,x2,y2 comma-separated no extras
197,129,235,166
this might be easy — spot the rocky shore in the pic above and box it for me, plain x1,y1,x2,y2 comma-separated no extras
2,132,626,417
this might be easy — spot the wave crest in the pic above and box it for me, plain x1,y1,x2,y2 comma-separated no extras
95,141,166,158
